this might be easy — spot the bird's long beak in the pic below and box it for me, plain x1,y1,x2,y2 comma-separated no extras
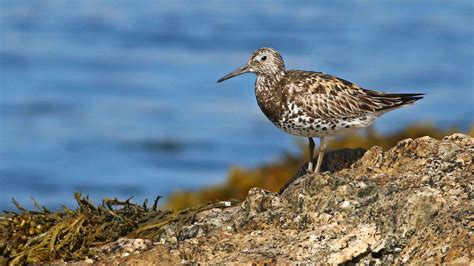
217,64,249,83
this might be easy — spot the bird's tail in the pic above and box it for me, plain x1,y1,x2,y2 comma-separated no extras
365,90,425,113
384,92,425,107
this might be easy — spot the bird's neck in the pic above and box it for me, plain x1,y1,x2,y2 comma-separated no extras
255,71,285,93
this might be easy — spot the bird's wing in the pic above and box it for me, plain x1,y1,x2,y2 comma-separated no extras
284,70,424,120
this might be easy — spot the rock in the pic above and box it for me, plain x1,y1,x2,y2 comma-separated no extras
94,134,474,264
164,206,239,244
95,238,153,258
328,224,383,264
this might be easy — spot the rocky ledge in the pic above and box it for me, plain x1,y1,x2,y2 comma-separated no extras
95,134,473,264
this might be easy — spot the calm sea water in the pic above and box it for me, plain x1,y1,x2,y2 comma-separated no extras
0,0,473,210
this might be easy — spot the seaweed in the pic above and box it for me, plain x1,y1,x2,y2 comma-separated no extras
0,193,239,264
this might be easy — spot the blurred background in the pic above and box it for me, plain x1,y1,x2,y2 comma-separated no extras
0,0,473,211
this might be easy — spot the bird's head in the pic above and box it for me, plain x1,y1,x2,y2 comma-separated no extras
217,47,286,83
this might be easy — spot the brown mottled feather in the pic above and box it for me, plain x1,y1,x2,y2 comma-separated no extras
281,70,424,120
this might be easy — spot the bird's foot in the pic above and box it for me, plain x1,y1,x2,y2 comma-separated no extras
307,162,314,173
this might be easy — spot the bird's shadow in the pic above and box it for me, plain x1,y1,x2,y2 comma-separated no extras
278,148,366,194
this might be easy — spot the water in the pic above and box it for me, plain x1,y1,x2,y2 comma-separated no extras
0,0,473,210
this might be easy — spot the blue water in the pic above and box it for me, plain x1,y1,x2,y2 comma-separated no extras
0,1,473,210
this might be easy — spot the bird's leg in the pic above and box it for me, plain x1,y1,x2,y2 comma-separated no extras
314,137,326,173
307,137,315,172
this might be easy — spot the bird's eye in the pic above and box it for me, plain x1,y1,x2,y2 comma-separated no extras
260,56,267,61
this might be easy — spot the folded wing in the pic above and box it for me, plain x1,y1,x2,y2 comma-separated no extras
284,70,424,120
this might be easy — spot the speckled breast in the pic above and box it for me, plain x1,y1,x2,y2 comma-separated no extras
271,101,376,138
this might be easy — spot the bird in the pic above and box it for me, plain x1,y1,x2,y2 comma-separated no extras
217,47,424,173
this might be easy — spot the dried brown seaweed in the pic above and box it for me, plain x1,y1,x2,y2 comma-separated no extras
1,193,162,264
0,193,239,265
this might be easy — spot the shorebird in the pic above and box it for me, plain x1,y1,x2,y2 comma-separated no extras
217,47,424,173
